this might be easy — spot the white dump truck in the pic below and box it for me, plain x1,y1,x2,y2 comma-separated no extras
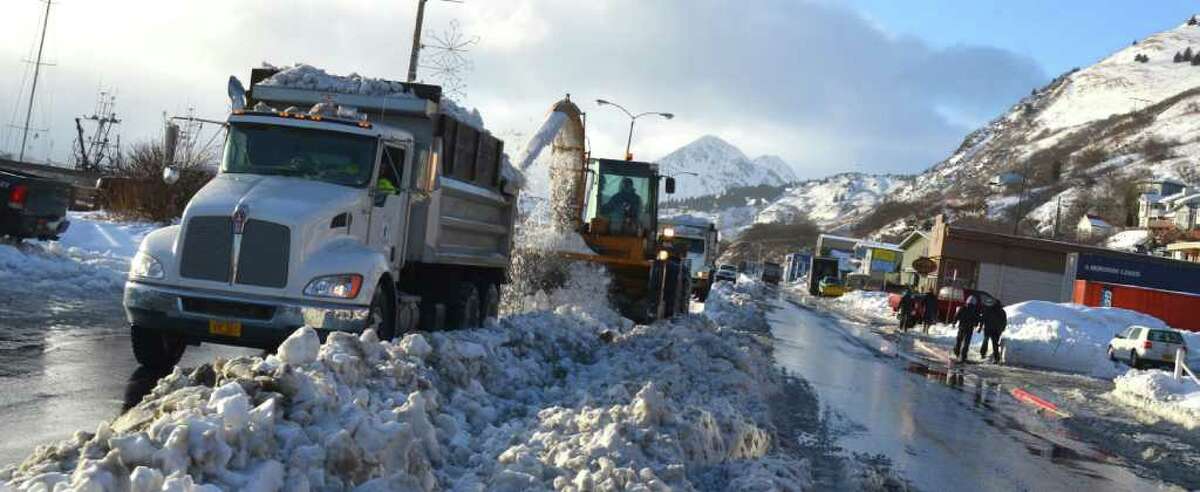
124,66,517,368
659,216,718,301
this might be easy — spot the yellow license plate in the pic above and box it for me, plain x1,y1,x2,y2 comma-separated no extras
208,319,242,337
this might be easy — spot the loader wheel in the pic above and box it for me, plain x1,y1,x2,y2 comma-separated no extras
446,282,481,330
131,325,186,370
478,282,500,321
368,282,397,341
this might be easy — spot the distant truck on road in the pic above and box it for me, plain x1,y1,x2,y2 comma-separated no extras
123,66,518,368
0,169,71,241
659,217,719,301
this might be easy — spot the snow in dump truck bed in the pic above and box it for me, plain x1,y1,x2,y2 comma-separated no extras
260,63,485,130
0,278,809,491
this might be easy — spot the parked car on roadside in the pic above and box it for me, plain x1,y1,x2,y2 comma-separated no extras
818,276,845,297
714,264,738,282
1108,326,1188,369
0,169,72,241
761,262,782,284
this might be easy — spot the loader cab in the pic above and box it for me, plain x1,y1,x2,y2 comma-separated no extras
584,158,660,239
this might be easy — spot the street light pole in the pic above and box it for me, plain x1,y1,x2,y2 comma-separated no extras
596,99,673,161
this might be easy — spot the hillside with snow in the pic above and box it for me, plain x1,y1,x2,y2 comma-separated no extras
836,16,1200,238
754,173,911,231
658,136,797,200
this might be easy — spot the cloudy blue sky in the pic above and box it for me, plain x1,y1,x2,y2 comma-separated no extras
0,0,1196,179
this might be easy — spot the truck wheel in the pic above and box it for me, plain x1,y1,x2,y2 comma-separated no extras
446,282,481,330
131,325,185,369
478,282,500,321
368,282,397,341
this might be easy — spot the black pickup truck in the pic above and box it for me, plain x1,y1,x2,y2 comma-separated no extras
0,169,71,240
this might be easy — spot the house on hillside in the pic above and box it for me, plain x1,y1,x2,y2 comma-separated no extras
1077,214,1114,240
1137,180,1191,229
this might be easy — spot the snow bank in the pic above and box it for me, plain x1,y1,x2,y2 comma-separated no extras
703,278,770,333
1103,229,1151,252
0,212,157,296
1,281,807,490
829,290,894,324
1111,370,1200,429
1001,301,1175,378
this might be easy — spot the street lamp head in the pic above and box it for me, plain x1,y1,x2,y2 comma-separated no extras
660,113,675,120
596,99,611,106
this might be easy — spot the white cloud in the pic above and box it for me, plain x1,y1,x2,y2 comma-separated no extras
0,0,1044,181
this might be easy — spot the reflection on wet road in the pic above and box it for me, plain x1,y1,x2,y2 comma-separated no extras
0,284,255,467
769,296,1171,491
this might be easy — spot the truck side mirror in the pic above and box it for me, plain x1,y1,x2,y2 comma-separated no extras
162,166,180,185
665,177,676,195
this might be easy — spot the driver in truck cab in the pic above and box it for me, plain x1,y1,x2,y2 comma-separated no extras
600,177,642,232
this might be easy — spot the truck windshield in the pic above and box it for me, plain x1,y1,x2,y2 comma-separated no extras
683,238,706,254
222,123,377,187
596,173,651,231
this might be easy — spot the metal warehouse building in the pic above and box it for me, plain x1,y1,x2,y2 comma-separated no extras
923,216,1200,331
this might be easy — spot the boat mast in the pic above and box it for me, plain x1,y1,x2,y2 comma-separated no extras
18,0,53,162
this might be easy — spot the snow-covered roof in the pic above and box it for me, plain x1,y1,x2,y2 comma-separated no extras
897,230,929,249
854,239,903,252
1081,214,1114,229
1165,192,1200,210
1103,229,1151,252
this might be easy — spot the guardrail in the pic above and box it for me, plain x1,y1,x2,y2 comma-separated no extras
1174,347,1200,386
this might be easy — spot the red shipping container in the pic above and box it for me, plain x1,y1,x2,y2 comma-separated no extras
1073,280,1200,332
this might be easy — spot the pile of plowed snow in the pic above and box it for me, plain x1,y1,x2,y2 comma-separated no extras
1,281,808,491
0,212,157,295
1000,301,1199,378
827,290,894,325
1111,369,1200,429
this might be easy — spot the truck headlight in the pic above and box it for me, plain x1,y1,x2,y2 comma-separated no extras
129,251,164,279
304,274,363,299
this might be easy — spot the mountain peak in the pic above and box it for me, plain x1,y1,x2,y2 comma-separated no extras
657,136,793,200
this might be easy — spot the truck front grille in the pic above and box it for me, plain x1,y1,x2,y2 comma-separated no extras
179,216,233,282
180,296,275,320
235,219,290,288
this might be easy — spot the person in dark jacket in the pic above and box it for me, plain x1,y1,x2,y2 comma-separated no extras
953,296,981,362
922,290,939,333
897,290,915,332
979,301,1007,363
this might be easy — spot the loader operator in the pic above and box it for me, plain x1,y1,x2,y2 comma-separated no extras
600,177,643,233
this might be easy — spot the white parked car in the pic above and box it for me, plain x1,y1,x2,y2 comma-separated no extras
1107,326,1188,369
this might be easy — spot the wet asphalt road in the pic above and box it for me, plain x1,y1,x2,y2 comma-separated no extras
768,293,1182,491
0,282,256,467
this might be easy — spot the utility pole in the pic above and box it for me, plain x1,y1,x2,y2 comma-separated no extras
406,0,428,82
407,0,464,83
18,0,53,162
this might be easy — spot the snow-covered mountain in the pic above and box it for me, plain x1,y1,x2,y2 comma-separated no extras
658,136,797,200
755,173,911,231
726,16,1200,242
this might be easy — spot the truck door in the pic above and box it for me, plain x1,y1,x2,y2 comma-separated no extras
369,144,412,269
